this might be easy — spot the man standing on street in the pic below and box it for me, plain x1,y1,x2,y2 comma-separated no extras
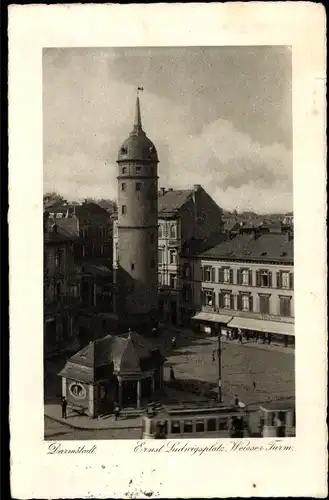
61,396,68,419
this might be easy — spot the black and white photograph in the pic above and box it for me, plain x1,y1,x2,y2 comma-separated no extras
9,4,327,499
43,46,296,441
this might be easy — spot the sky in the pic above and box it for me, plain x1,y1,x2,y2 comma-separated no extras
43,46,292,214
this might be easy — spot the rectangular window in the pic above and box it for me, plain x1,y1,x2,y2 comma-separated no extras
158,248,163,264
204,266,215,282
223,293,232,309
242,269,249,285
136,166,141,173
223,268,230,283
169,249,177,264
121,182,126,191
207,418,217,432
242,294,250,312
281,272,290,289
259,295,270,314
136,182,141,191
172,421,180,434
204,290,213,306
183,420,193,433
169,274,177,289
122,167,126,174
195,419,205,433
122,205,126,214
280,296,291,317
131,263,135,271
218,418,228,431
184,264,191,279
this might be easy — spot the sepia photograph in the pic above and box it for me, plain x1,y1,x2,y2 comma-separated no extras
43,46,295,442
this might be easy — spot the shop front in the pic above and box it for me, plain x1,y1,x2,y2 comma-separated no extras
227,316,295,347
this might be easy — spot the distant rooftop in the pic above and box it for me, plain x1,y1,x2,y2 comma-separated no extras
201,232,293,262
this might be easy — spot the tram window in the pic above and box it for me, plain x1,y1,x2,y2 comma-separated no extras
172,421,180,434
184,420,193,433
195,419,204,433
207,418,217,432
218,418,228,430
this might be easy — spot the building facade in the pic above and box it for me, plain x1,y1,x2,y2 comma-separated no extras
157,185,223,326
191,227,295,345
114,95,159,333
44,213,81,356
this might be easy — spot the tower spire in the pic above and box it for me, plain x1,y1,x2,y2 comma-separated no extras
133,86,144,133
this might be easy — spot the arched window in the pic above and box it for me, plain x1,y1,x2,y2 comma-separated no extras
169,224,177,239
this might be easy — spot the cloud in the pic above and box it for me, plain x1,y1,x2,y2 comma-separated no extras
43,49,292,213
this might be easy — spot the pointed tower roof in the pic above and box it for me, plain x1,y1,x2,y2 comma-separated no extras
133,96,142,132
117,91,158,163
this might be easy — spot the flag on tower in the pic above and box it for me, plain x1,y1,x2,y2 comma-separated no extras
137,86,144,94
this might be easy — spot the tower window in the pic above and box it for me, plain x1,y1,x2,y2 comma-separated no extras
136,182,141,191
121,182,126,191
131,263,135,271
122,167,126,175
122,205,127,215
136,166,141,173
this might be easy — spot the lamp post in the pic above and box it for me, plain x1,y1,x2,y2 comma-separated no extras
217,326,222,402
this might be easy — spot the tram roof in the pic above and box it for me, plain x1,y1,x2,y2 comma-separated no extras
259,400,295,412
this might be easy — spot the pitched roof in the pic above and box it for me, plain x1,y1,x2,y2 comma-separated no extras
48,217,79,237
158,189,193,214
59,332,165,382
201,232,293,262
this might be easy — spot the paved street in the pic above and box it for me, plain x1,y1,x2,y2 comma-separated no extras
44,326,294,439
166,332,295,408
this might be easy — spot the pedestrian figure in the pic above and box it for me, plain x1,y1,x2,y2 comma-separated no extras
238,329,243,344
284,336,288,348
268,333,272,345
252,380,256,390
171,336,176,348
234,395,239,406
61,396,68,419
113,402,120,421
170,367,175,381
212,350,216,364
255,332,259,343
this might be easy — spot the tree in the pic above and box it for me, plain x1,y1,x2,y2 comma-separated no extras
43,191,66,207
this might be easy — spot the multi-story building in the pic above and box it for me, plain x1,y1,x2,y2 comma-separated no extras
113,184,224,327
46,202,114,343
157,185,224,325
44,212,81,356
190,225,294,345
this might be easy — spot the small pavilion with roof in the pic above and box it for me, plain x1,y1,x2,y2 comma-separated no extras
58,331,165,418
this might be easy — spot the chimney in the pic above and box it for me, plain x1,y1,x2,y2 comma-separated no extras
194,184,201,191
160,187,166,196
168,188,173,192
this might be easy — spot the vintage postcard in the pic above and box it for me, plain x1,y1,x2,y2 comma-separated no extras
9,3,327,498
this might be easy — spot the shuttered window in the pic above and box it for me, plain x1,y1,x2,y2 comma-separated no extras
259,295,270,314
280,297,291,317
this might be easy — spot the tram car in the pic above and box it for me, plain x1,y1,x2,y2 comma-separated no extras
142,402,248,439
258,400,296,437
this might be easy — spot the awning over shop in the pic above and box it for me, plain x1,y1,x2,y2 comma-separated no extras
227,317,294,336
192,312,233,324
